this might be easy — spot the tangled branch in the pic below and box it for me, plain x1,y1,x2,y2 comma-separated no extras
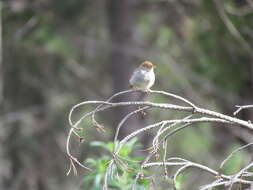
66,89,253,189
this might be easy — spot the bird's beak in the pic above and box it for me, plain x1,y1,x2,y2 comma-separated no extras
153,65,156,69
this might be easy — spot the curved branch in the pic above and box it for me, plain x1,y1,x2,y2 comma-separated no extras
119,117,231,151
70,100,253,130
220,141,253,169
66,89,253,186
143,161,251,185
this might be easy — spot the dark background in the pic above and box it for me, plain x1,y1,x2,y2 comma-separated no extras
2,0,253,189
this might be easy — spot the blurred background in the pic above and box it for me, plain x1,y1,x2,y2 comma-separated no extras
2,0,253,189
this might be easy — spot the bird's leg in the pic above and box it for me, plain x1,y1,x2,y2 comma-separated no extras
133,87,139,91
130,85,139,92
143,89,151,94
138,91,149,117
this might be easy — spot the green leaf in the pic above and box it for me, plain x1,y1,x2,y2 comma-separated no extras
175,174,183,189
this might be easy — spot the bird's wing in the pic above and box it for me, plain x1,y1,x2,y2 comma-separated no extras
129,69,139,85
147,71,155,89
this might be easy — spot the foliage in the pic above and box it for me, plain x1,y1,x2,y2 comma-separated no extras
4,0,253,189
81,138,150,190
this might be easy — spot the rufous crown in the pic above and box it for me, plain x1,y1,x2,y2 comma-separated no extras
141,61,156,69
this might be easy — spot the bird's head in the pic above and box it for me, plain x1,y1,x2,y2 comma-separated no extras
140,61,156,71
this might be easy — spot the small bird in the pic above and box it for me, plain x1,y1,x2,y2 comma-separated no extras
129,61,156,92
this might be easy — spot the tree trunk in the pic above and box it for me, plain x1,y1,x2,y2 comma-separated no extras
107,0,147,142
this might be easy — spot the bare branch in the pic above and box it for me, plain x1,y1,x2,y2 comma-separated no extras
173,164,191,185
91,89,133,128
66,127,92,172
113,106,150,151
150,90,197,108
233,105,253,115
143,161,252,185
228,162,253,189
119,117,232,152
199,180,227,190
143,161,225,178
66,89,253,187
220,141,253,169
69,90,253,130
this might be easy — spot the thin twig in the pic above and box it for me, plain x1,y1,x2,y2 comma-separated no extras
228,162,253,189
113,106,150,152
143,161,251,185
150,90,197,108
199,180,227,190
131,153,155,190
69,98,253,130
173,164,190,185
66,128,92,173
91,89,133,129
233,105,253,115
152,115,193,151
220,141,253,169
66,89,253,187
119,117,231,152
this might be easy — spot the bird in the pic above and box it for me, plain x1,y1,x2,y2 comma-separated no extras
129,61,156,92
